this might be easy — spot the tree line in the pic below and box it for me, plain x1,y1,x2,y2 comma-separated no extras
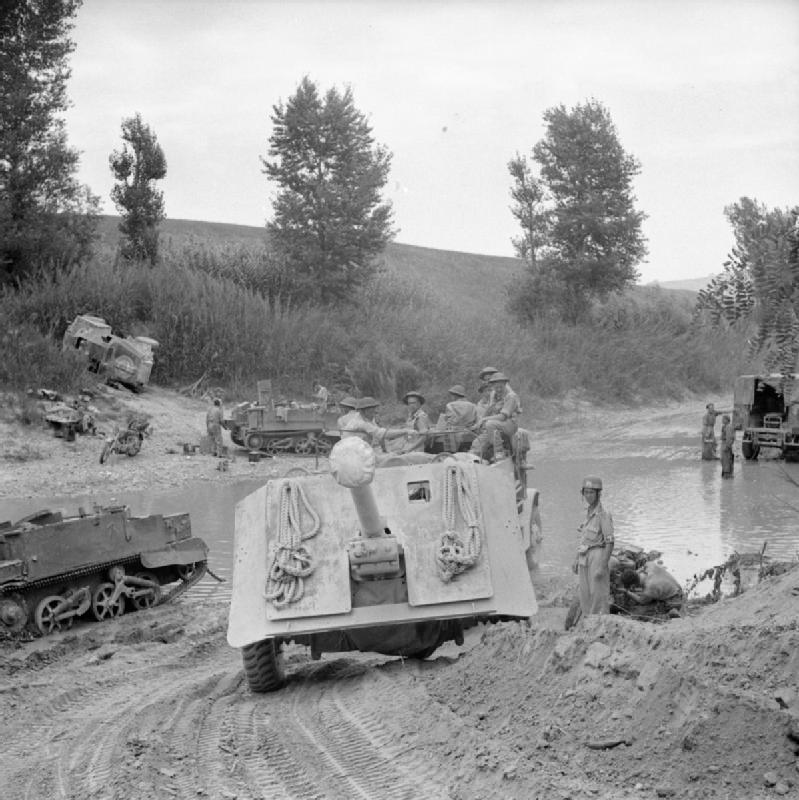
1,0,795,375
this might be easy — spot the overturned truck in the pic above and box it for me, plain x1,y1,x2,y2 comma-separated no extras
228,438,538,692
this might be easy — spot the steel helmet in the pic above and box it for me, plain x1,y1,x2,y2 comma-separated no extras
339,396,357,409
581,476,603,491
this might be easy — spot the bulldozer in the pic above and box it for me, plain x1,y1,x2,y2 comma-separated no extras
227,437,538,692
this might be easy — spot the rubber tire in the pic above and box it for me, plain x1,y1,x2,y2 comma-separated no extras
741,439,759,460
783,444,799,462
246,433,265,451
242,639,286,693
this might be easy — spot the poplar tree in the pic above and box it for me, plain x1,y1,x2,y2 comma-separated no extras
263,77,394,304
0,0,98,285
109,113,167,265
509,100,647,323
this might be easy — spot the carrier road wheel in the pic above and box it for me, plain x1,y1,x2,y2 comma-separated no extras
242,638,286,692
92,582,125,621
131,572,162,610
246,433,265,451
35,595,74,635
294,437,312,454
0,594,28,634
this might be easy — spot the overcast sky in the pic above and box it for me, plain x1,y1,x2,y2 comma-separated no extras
63,0,798,283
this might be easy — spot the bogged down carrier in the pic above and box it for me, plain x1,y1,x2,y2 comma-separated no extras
0,506,208,636
228,437,538,692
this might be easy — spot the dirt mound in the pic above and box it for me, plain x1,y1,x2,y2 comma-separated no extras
418,568,799,799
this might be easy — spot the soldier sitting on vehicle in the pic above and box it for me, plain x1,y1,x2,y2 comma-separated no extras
336,396,359,431
394,391,431,454
312,381,330,410
434,385,479,450
470,372,520,461
340,397,408,452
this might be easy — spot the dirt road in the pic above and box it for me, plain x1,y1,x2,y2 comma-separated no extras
2,387,798,799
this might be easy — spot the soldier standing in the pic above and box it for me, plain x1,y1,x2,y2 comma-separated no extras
573,476,614,616
206,398,224,457
720,414,735,478
701,403,724,459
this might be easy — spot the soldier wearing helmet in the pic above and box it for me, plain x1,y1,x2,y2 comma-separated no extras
336,396,359,431
340,397,406,452
573,475,615,616
395,391,431,453
469,372,521,461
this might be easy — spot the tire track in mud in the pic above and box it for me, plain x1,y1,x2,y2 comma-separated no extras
5,635,459,800
68,666,228,798
228,657,452,800
3,632,235,800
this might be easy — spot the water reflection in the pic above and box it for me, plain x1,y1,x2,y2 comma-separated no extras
533,454,799,584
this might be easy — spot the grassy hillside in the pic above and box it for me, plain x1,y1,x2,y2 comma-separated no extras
1,216,754,411
97,216,702,313
95,216,540,312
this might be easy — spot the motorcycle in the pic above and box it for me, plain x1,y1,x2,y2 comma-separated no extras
99,416,150,464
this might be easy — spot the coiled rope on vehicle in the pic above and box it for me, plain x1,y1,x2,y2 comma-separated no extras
264,480,321,607
437,462,482,583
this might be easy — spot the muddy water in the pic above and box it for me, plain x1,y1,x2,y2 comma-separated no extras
533,438,799,585
2,435,798,597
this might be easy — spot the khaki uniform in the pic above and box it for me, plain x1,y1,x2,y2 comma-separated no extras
336,409,359,432
341,412,388,449
442,399,478,430
398,407,431,453
206,404,224,456
576,502,614,615
701,409,721,459
720,419,735,478
470,387,520,458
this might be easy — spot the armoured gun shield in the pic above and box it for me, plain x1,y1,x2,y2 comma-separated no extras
227,449,537,691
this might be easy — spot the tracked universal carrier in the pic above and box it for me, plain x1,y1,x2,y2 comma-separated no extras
0,505,208,636
228,437,539,692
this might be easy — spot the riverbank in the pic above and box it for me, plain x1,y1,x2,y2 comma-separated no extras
0,383,315,500
0,382,721,500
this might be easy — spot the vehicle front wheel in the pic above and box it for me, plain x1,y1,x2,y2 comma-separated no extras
741,439,759,460
245,433,264,451
242,639,285,693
